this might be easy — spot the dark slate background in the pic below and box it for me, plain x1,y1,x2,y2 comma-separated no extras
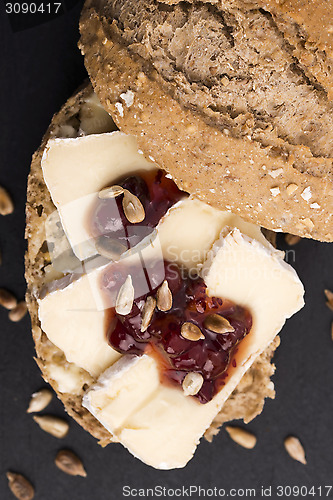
0,2,333,499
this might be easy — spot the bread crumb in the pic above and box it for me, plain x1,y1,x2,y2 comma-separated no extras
286,183,298,196
270,187,280,197
115,102,124,117
186,124,197,134
120,90,134,107
303,217,314,229
301,187,312,201
310,202,320,209
268,168,283,178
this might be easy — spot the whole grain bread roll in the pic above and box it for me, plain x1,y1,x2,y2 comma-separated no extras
25,82,279,447
79,0,333,242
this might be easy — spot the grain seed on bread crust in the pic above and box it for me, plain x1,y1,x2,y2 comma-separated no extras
79,0,333,242
25,82,279,448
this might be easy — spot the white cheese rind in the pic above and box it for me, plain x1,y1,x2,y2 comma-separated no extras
83,229,304,469
41,132,155,260
38,269,121,378
83,354,217,469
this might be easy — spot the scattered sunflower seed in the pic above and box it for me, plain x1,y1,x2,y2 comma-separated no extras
33,415,69,439
204,314,235,334
6,472,34,500
27,388,53,414
182,372,204,396
181,322,205,341
122,190,145,224
98,184,124,199
156,280,172,311
95,237,127,261
141,296,156,332
284,436,307,464
0,186,14,215
324,289,333,311
8,301,27,322
55,450,87,477
225,426,257,449
0,288,17,310
285,233,302,246
116,275,134,315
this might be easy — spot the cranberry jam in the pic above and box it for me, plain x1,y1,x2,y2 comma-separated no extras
103,260,252,404
90,169,184,251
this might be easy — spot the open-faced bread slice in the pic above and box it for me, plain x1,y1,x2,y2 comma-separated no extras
79,0,333,242
25,82,281,451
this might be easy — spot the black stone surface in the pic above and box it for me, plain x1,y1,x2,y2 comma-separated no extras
0,3,333,499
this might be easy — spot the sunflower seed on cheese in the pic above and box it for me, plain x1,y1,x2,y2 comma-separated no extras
182,372,204,396
115,275,134,315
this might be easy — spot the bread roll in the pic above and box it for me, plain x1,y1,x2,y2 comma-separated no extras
25,82,278,447
79,0,333,241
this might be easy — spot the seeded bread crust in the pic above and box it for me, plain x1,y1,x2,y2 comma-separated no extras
25,82,278,448
79,0,333,242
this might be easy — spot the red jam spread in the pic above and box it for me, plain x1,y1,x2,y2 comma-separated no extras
91,169,252,403
90,169,184,250
102,260,252,404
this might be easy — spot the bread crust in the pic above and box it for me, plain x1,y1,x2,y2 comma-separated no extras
79,0,333,242
25,82,279,450
161,0,333,85
25,82,115,445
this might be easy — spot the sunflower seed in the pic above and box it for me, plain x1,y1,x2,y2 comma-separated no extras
182,372,204,396
324,289,333,311
284,436,307,464
225,426,257,449
141,296,156,332
0,186,14,215
181,322,205,341
33,415,69,438
27,388,53,413
285,233,301,246
116,275,134,315
8,301,27,322
0,288,17,310
6,472,34,500
122,190,145,223
204,314,235,334
156,280,172,311
95,237,127,260
55,450,87,477
98,185,124,199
